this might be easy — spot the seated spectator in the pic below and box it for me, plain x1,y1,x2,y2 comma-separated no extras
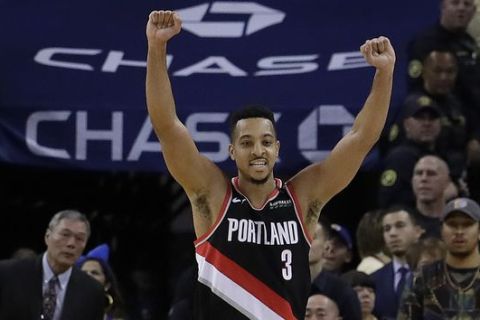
356,210,391,275
322,224,353,274
305,292,342,320
411,155,452,238
407,0,480,109
398,198,480,319
378,94,443,208
310,220,362,320
371,206,422,319
78,243,126,320
415,48,479,177
342,271,378,320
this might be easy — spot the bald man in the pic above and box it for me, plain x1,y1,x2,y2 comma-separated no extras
411,155,454,238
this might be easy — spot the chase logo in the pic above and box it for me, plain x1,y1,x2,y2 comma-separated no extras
298,106,354,163
176,2,285,38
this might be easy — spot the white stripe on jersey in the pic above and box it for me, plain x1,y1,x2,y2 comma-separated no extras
196,253,285,320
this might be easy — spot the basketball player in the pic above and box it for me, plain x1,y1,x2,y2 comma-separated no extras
146,10,396,320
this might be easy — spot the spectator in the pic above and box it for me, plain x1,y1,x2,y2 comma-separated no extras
310,220,362,320
378,94,443,208
305,292,342,320
371,206,422,319
356,210,391,275
342,271,378,320
78,243,126,320
0,209,104,320
398,197,480,318
411,155,452,238
407,0,480,109
323,224,353,274
417,48,479,177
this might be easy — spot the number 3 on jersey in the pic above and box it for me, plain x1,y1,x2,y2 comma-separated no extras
281,249,292,280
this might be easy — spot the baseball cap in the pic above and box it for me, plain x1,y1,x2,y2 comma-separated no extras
442,197,480,221
402,94,442,119
330,224,353,250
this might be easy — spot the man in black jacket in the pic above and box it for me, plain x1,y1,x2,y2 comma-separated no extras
0,209,104,320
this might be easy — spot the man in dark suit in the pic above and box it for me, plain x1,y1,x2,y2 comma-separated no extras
0,209,104,320
371,206,422,319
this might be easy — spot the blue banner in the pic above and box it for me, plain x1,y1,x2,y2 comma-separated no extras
0,0,439,173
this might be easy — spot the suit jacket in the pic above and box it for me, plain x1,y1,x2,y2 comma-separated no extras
371,262,399,320
0,255,104,320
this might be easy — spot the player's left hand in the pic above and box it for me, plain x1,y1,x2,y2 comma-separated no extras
360,36,395,72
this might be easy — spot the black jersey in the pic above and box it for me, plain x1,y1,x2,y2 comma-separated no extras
194,177,312,320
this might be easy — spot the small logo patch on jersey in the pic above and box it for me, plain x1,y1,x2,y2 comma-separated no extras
232,197,246,204
269,199,292,209
381,170,397,187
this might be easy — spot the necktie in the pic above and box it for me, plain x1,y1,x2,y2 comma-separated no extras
42,275,58,320
396,267,408,302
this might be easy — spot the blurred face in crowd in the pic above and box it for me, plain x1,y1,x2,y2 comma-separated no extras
382,210,421,257
412,155,450,204
81,259,108,287
322,236,352,272
417,251,443,270
442,212,480,258
354,286,375,317
305,294,341,320
309,223,327,266
422,51,458,96
229,118,279,185
403,111,441,145
45,218,88,273
441,0,476,31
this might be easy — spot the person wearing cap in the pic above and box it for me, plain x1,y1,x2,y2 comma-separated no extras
323,224,354,274
310,220,362,320
378,93,444,208
371,205,422,319
398,197,480,319
342,271,378,320
419,48,479,174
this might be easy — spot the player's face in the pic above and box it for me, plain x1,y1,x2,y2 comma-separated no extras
442,212,480,257
441,0,476,30
422,51,458,96
45,218,88,272
229,118,279,184
382,211,421,257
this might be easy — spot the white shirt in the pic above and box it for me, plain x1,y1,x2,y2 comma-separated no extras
42,253,73,320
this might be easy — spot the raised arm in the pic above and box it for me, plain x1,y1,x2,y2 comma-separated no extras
146,11,226,219
291,37,396,227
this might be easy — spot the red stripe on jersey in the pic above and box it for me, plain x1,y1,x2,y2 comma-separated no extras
194,183,232,246
196,242,296,320
285,183,313,245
